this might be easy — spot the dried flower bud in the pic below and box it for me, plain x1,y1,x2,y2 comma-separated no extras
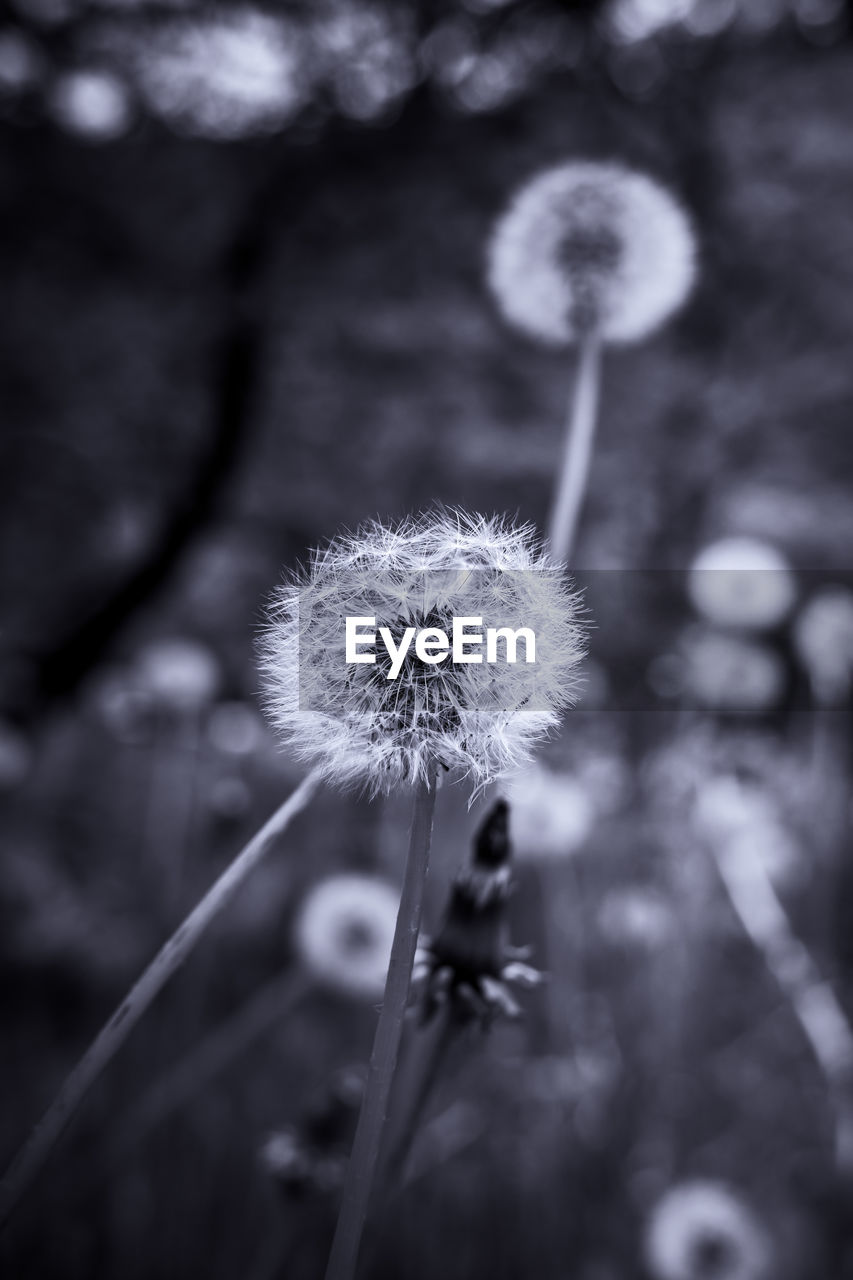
412,800,542,1026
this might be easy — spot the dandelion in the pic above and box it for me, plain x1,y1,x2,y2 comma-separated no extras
507,763,594,861
260,510,583,1280
644,1179,772,1280
50,70,132,142
260,509,585,797
488,161,697,560
295,875,399,1002
135,636,222,715
680,628,786,717
688,537,797,631
793,586,853,704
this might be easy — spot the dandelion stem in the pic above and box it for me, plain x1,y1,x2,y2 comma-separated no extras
548,331,603,564
0,768,321,1231
384,1006,457,1187
325,768,438,1280
707,825,853,1172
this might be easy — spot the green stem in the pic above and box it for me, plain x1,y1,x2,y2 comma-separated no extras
548,331,603,564
0,769,321,1230
325,768,438,1280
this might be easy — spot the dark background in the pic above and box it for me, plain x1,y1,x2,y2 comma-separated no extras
1,2,853,1277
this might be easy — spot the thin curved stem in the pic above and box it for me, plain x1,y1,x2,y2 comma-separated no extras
325,768,438,1280
0,769,321,1230
547,332,603,564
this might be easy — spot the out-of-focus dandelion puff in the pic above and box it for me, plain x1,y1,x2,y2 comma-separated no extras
598,886,672,950
507,763,594,860
135,637,221,714
793,586,853,703
207,701,265,756
260,511,585,797
50,69,133,141
681,628,785,716
688,537,796,632
487,161,696,345
0,720,32,790
295,875,399,1000
412,800,542,1026
645,1179,773,1280
133,8,306,140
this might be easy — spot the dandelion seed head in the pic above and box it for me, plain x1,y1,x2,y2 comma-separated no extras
487,161,696,346
295,874,398,1000
688,537,797,631
645,1179,772,1280
260,511,585,796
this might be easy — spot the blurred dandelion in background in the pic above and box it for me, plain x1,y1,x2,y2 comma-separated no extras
687,537,797,632
49,69,133,141
487,161,696,347
679,627,786,716
645,1179,773,1280
295,874,399,1002
507,764,594,861
134,636,221,717
488,161,696,564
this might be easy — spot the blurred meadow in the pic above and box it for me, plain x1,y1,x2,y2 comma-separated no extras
2,1,853,1277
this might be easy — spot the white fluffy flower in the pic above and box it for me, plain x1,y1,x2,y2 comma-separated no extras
487,160,696,345
645,1179,772,1280
260,511,585,796
688,538,796,632
506,764,594,861
793,586,853,702
681,628,785,716
295,875,399,1000
135,637,221,713
50,70,132,141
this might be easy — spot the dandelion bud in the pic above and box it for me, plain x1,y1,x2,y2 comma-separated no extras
260,511,585,797
644,1179,772,1280
294,874,399,1001
487,161,696,346
412,800,542,1026
687,537,797,632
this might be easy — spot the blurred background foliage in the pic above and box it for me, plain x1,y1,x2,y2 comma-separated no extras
1,1,853,1277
